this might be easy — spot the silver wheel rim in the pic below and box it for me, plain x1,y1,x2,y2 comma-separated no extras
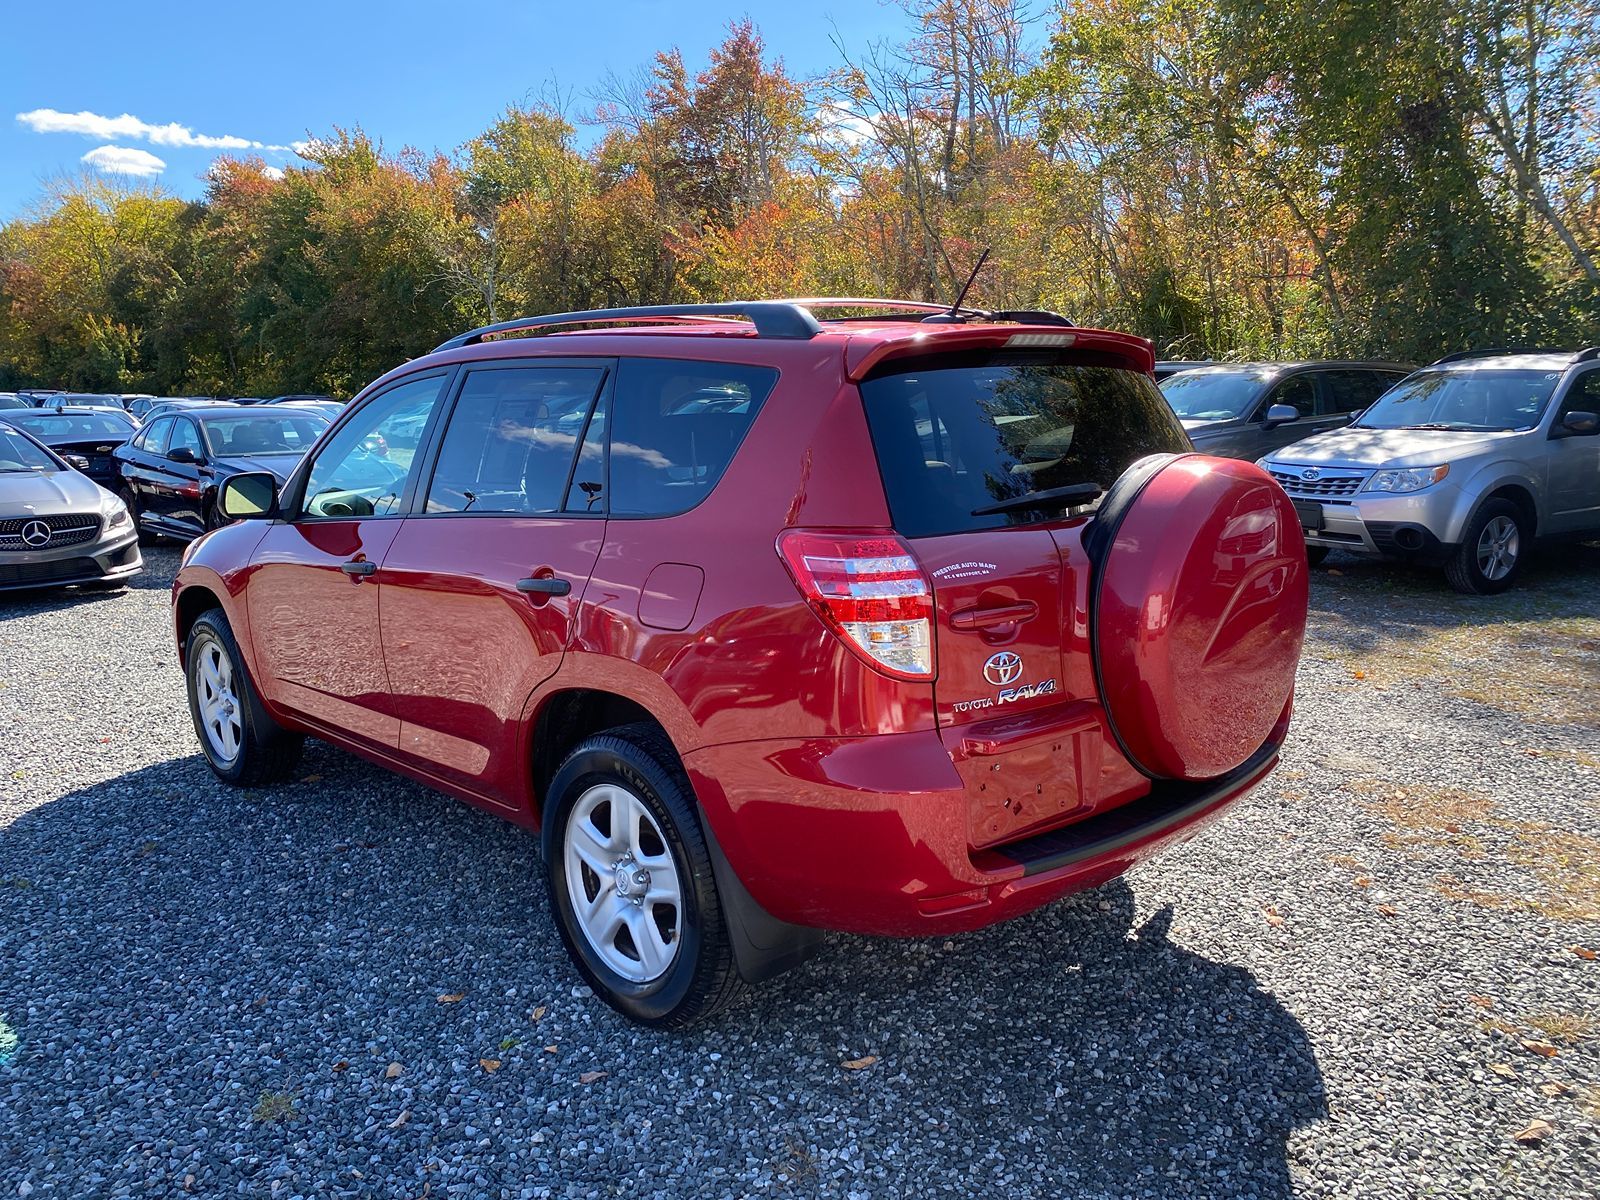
195,642,243,763
562,783,682,983
1476,515,1520,581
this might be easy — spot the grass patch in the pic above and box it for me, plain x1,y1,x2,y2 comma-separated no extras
1382,830,1486,859
251,1091,297,1124
1522,1012,1596,1046
1354,779,1494,831
1504,827,1600,921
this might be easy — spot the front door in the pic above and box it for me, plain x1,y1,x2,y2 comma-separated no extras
379,361,611,804
246,371,453,748
1547,368,1600,533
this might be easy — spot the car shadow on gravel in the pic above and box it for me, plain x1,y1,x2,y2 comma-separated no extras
0,745,1326,1198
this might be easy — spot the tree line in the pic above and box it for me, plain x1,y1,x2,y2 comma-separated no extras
2,0,1596,398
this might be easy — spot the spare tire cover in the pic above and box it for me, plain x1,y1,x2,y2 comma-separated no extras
1092,455,1308,781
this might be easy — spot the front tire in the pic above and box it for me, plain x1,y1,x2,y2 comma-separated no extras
542,724,744,1028
185,609,304,785
1444,499,1528,595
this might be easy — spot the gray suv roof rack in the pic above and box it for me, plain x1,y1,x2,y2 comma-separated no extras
433,298,1075,353
1430,347,1575,366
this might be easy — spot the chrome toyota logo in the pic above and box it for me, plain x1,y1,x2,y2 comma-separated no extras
983,651,1024,687
1300,467,1321,481
20,520,52,548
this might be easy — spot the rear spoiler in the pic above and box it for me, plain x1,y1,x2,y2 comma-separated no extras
844,326,1156,381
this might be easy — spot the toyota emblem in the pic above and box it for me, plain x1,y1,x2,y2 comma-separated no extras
20,519,52,548
1300,467,1321,481
983,651,1024,687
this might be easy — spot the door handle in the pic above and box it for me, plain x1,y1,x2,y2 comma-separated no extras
517,575,571,596
950,600,1039,631
340,559,378,577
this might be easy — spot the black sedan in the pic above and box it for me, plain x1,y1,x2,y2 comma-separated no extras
0,407,139,488
114,407,329,539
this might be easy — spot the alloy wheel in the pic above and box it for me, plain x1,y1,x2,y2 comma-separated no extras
562,783,682,983
195,642,243,763
1475,515,1520,582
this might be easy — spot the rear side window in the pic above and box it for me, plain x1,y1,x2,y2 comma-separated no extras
860,353,1190,538
607,358,778,517
425,367,606,514
1321,370,1395,415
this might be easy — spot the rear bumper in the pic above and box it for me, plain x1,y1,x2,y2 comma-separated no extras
685,719,1280,937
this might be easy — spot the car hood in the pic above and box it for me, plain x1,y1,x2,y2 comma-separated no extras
1268,426,1521,469
0,468,108,515
212,454,299,482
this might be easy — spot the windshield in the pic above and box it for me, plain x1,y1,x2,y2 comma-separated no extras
860,352,1191,538
0,427,61,472
6,412,134,440
199,414,328,456
1158,370,1270,421
1354,369,1559,432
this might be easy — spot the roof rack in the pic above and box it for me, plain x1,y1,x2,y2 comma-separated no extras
1575,345,1599,363
433,298,1075,353
1430,347,1575,365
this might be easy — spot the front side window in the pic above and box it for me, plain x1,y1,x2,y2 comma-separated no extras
425,367,606,514
1355,369,1559,432
861,352,1191,538
141,417,175,456
168,418,203,459
301,374,447,518
1557,370,1600,421
1262,374,1315,419
607,358,778,517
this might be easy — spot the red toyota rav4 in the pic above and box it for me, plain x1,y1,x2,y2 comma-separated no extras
173,300,1307,1026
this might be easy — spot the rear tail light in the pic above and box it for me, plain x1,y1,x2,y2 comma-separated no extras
776,530,935,680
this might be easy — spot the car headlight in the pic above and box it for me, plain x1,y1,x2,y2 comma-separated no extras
1364,465,1450,493
102,499,132,529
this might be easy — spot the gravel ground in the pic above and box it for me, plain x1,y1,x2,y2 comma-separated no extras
1,544,1596,1199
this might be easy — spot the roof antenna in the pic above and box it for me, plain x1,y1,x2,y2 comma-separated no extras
922,248,990,324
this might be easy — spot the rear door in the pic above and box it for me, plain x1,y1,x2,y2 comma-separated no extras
859,353,1190,847
378,360,611,804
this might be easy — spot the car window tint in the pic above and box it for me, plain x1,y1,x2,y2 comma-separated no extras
860,352,1191,538
607,358,777,517
301,374,448,518
1561,370,1600,417
425,367,605,515
1265,375,1316,418
168,418,203,459
143,417,175,456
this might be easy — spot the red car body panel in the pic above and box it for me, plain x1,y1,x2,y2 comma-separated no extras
174,315,1304,940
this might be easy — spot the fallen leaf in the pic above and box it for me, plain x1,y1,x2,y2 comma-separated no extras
332,1061,349,1073
1538,1082,1570,1097
385,1062,402,1079
437,992,465,1004
1489,1063,1517,1079
841,1055,879,1071
1351,669,1365,679
579,1070,608,1084
1512,1119,1553,1145
543,1045,558,1054
387,1109,409,1129
1377,904,1398,918
1327,568,1343,576
1353,876,1372,888
531,1005,548,1021
479,1058,501,1073
1469,995,1495,1009
1520,1040,1560,1058
1263,905,1285,928
301,774,323,783
1571,945,1597,961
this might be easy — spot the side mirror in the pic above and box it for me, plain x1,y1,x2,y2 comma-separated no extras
64,453,90,471
168,446,201,465
1557,410,1598,437
1262,404,1300,430
220,471,279,520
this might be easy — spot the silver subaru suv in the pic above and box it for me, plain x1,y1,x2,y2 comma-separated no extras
1260,349,1600,593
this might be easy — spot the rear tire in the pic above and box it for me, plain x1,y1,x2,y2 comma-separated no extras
184,609,304,785
1305,545,1330,567
542,723,745,1028
1444,499,1527,595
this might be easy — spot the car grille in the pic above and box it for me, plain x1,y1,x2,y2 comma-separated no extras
0,513,102,551
1269,468,1369,499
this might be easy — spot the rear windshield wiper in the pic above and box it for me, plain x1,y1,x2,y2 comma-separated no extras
972,482,1103,517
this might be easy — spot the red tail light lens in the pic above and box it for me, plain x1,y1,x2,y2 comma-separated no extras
776,529,935,680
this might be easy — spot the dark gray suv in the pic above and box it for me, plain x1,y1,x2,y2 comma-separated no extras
1160,362,1412,461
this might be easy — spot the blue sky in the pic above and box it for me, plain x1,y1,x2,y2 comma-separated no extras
0,0,914,219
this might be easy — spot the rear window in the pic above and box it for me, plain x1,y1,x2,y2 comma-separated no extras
6,413,133,440
860,352,1190,538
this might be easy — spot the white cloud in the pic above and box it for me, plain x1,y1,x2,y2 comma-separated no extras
262,165,285,181
17,108,298,153
81,145,166,177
